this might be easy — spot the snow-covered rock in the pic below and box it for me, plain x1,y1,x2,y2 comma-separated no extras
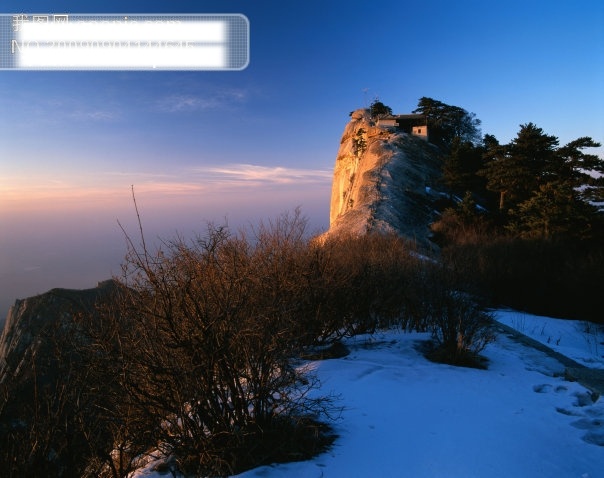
323,108,442,248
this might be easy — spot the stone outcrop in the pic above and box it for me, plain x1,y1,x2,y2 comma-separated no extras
0,280,123,473
324,108,443,248
0,280,119,385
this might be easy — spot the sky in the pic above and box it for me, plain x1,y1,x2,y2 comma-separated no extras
1,0,603,319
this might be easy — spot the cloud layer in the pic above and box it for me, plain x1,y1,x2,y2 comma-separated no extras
199,163,332,186
1,163,332,207
155,88,248,113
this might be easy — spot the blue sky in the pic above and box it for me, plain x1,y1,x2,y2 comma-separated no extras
1,0,603,318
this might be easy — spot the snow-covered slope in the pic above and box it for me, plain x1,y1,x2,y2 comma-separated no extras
132,310,604,478
234,324,603,478
323,109,442,247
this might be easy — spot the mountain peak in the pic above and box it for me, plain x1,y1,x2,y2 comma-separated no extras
322,108,443,248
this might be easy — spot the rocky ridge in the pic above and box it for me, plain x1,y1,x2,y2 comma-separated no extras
324,108,443,247
0,280,119,385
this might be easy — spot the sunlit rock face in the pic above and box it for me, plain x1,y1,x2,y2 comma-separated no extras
324,108,442,248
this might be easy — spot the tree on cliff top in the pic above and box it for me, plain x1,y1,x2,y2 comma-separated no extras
370,99,392,120
413,97,482,150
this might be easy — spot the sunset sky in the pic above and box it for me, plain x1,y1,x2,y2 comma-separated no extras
1,0,603,319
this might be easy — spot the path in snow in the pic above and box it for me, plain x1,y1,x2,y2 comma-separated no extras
494,319,604,397
494,309,604,398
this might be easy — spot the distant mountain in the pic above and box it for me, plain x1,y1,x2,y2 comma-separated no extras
0,280,121,474
321,108,443,248
0,280,119,385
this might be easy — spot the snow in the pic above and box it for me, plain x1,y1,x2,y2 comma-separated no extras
494,309,604,370
132,311,604,478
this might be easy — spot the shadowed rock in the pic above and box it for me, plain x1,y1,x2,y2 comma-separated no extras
0,279,120,386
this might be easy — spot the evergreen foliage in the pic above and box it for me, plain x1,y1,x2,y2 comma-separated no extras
428,104,604,322
480,123,559,212
413,96,482,149
477,123,603,240
441,137,487,197
369,99,392,119
353,128,367,157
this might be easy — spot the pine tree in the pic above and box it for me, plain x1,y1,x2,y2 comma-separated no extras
369,100,392,120
555,137,604,204
413,97,481,150
442,137,485,197
479,135,512,212
508,182,598,239
479,123,558,212
480,124,604,239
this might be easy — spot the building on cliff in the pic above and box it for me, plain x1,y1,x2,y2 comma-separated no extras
378,114,429,141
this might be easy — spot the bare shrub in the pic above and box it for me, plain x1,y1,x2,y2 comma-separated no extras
420,264,495,367
316,233,427,337
426,291,495,367
103,208,338,476
430,203,492,246
314,233,495,367
0,203,503,477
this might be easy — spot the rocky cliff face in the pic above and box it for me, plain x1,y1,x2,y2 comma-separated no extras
0,280,122,474
324,108,443,247
0,280,119,385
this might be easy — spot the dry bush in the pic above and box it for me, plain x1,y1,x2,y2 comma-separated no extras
0,205,503,477
316,233,428,337
0,208,341,478
100,208,339,476
309,232,495,366
386,256,497,368
430,205,493,246
424,285,495,367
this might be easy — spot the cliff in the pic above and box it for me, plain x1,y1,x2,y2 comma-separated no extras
0,280,124,473
324,108,443,247
0,280,119,385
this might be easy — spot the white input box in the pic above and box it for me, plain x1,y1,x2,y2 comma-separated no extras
4,15,250,70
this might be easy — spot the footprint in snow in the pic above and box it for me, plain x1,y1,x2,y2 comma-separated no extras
571,417,603,430
586,407,604,417
556,407,582,416
546,382,604,447
533,383,553,393
356,365,383,380
574,391,597,407
583,431,604,446
571,418,604,446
